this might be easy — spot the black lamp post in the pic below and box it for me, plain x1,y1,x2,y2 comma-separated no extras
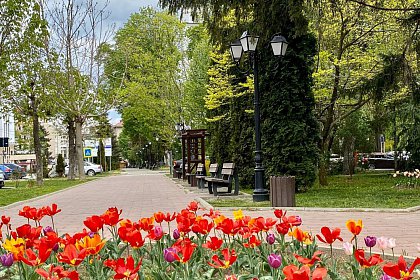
230,31,288,202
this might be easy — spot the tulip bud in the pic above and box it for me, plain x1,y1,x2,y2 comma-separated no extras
266,233,275,245
364,236,377,248
43,226,54,235
267,253,282,269
0,253,14,267
343,242,353,255
163,248,177,263
387,238,396,249
173,229,180,240
377,237,388,250
154,226,163,239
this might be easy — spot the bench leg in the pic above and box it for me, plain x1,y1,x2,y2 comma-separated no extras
212,183,218,196
208,182,213,194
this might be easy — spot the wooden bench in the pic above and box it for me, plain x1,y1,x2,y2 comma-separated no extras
204,163,219,193
195,163,206,189
205,163,239,196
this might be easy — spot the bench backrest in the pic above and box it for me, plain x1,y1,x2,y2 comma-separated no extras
196,163,205,175
208,163,218,177
221,163,235,181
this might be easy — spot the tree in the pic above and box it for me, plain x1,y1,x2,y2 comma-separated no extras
45,0,115,180
103,8,186,158
183,25,211,128
308,0,418,184
160,0,320,191
0,0,50,185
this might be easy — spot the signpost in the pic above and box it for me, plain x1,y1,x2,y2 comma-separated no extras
104,138,112,171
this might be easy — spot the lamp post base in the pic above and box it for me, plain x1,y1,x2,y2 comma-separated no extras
253,191,269,202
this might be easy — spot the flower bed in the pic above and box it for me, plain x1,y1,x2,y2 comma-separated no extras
0,202,419,279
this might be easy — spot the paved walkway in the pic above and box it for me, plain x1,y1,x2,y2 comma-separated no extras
1,169,419,257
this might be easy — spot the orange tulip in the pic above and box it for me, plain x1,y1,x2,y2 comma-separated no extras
346,219,363,236
76,233,105,255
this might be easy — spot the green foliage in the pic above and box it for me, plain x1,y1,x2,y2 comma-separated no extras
56,154,65,176
183,25,211,128
104,7,185,155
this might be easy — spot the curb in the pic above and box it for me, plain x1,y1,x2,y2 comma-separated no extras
168,176,420,213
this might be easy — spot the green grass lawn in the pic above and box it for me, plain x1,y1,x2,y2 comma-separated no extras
0,178,98,207
207,172,420,209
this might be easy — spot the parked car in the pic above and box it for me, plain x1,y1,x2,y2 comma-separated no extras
366,152,395,169
0,170,4,188
3,163,27,179
64,161,103,176
329,154,343,163
0,164,12,180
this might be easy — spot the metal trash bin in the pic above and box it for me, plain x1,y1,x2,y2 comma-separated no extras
270,176,295,207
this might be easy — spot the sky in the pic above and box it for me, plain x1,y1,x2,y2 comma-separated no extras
105,0,159,124
106,0,159,29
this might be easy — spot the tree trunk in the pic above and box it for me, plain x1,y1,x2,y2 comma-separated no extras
75,118,85,180
343,136,355,176
31,95,43,186
318,157,329,186
67,119,76,180
392,105,398,170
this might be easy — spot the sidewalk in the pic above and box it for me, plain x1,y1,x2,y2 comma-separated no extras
1,169,419,257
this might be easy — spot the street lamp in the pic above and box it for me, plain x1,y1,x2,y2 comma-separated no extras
230,31,288,202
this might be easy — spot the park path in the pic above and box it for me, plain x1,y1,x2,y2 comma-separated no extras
1,169,419,257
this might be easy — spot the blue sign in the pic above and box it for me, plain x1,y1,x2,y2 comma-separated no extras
84,148,92,158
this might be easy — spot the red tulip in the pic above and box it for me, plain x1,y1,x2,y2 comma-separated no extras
243,235,262,248
101,207,122,226
283,264,327,280
171,238,197,263
294,251,323,266
19,243,52,266
36,265,79,280
383,256,420,280
118,226,145,249
104,255,141,280
83,215,104,232
354,249,382,267
208,248,237,269
44,204,62,217
316,226,343,244
192,218,213,235
1,215,10,225
202,236,223,251
57,244,87,266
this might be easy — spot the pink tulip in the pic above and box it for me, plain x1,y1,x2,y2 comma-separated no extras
377,237,388,250
343,242,353,255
